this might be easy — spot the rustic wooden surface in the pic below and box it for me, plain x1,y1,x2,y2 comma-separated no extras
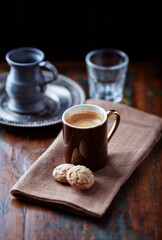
0,61,162,240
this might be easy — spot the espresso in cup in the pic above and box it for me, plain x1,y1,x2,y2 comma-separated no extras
62,104,120,171
65,111,104,127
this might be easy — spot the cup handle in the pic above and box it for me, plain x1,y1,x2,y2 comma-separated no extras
39,61,58,85
107,109,120,143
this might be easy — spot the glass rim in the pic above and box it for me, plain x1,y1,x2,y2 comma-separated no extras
85,48,129,70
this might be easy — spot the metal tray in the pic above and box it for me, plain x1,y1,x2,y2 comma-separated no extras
0,71,85,127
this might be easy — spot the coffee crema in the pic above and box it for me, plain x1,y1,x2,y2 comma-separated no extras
65,111,104,127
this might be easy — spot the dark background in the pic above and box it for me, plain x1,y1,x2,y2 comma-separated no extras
0,1,161,62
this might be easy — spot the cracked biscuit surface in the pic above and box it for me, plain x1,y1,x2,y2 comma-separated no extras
67,165,94,190
52,163,74,183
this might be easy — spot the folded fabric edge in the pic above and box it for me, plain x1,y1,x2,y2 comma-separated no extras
120,131,162,186
9,99,162,218
10,129,161,218
86,99,162,131
10,131,63,190
10,190,102,218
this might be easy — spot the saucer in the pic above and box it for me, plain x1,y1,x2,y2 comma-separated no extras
0,71,85,127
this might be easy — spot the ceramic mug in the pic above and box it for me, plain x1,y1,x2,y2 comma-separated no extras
62,104,120,171
5,47,58,113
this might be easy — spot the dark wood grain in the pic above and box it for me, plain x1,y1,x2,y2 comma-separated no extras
0,61,161,240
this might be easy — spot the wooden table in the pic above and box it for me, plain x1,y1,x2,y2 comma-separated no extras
0,61,161,240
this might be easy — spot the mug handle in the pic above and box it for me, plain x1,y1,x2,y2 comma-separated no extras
107,109,120,143
39,61,58,85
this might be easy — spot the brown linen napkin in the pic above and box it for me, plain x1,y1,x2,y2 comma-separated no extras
11,99,162,217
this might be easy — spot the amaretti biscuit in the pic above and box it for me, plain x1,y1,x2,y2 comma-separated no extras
67,165,94,190
52,163,74,183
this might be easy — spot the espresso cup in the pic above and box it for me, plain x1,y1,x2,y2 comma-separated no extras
5,47,58,114
62,104,120,171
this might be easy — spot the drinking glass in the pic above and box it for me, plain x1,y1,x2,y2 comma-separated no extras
85,49,129,102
